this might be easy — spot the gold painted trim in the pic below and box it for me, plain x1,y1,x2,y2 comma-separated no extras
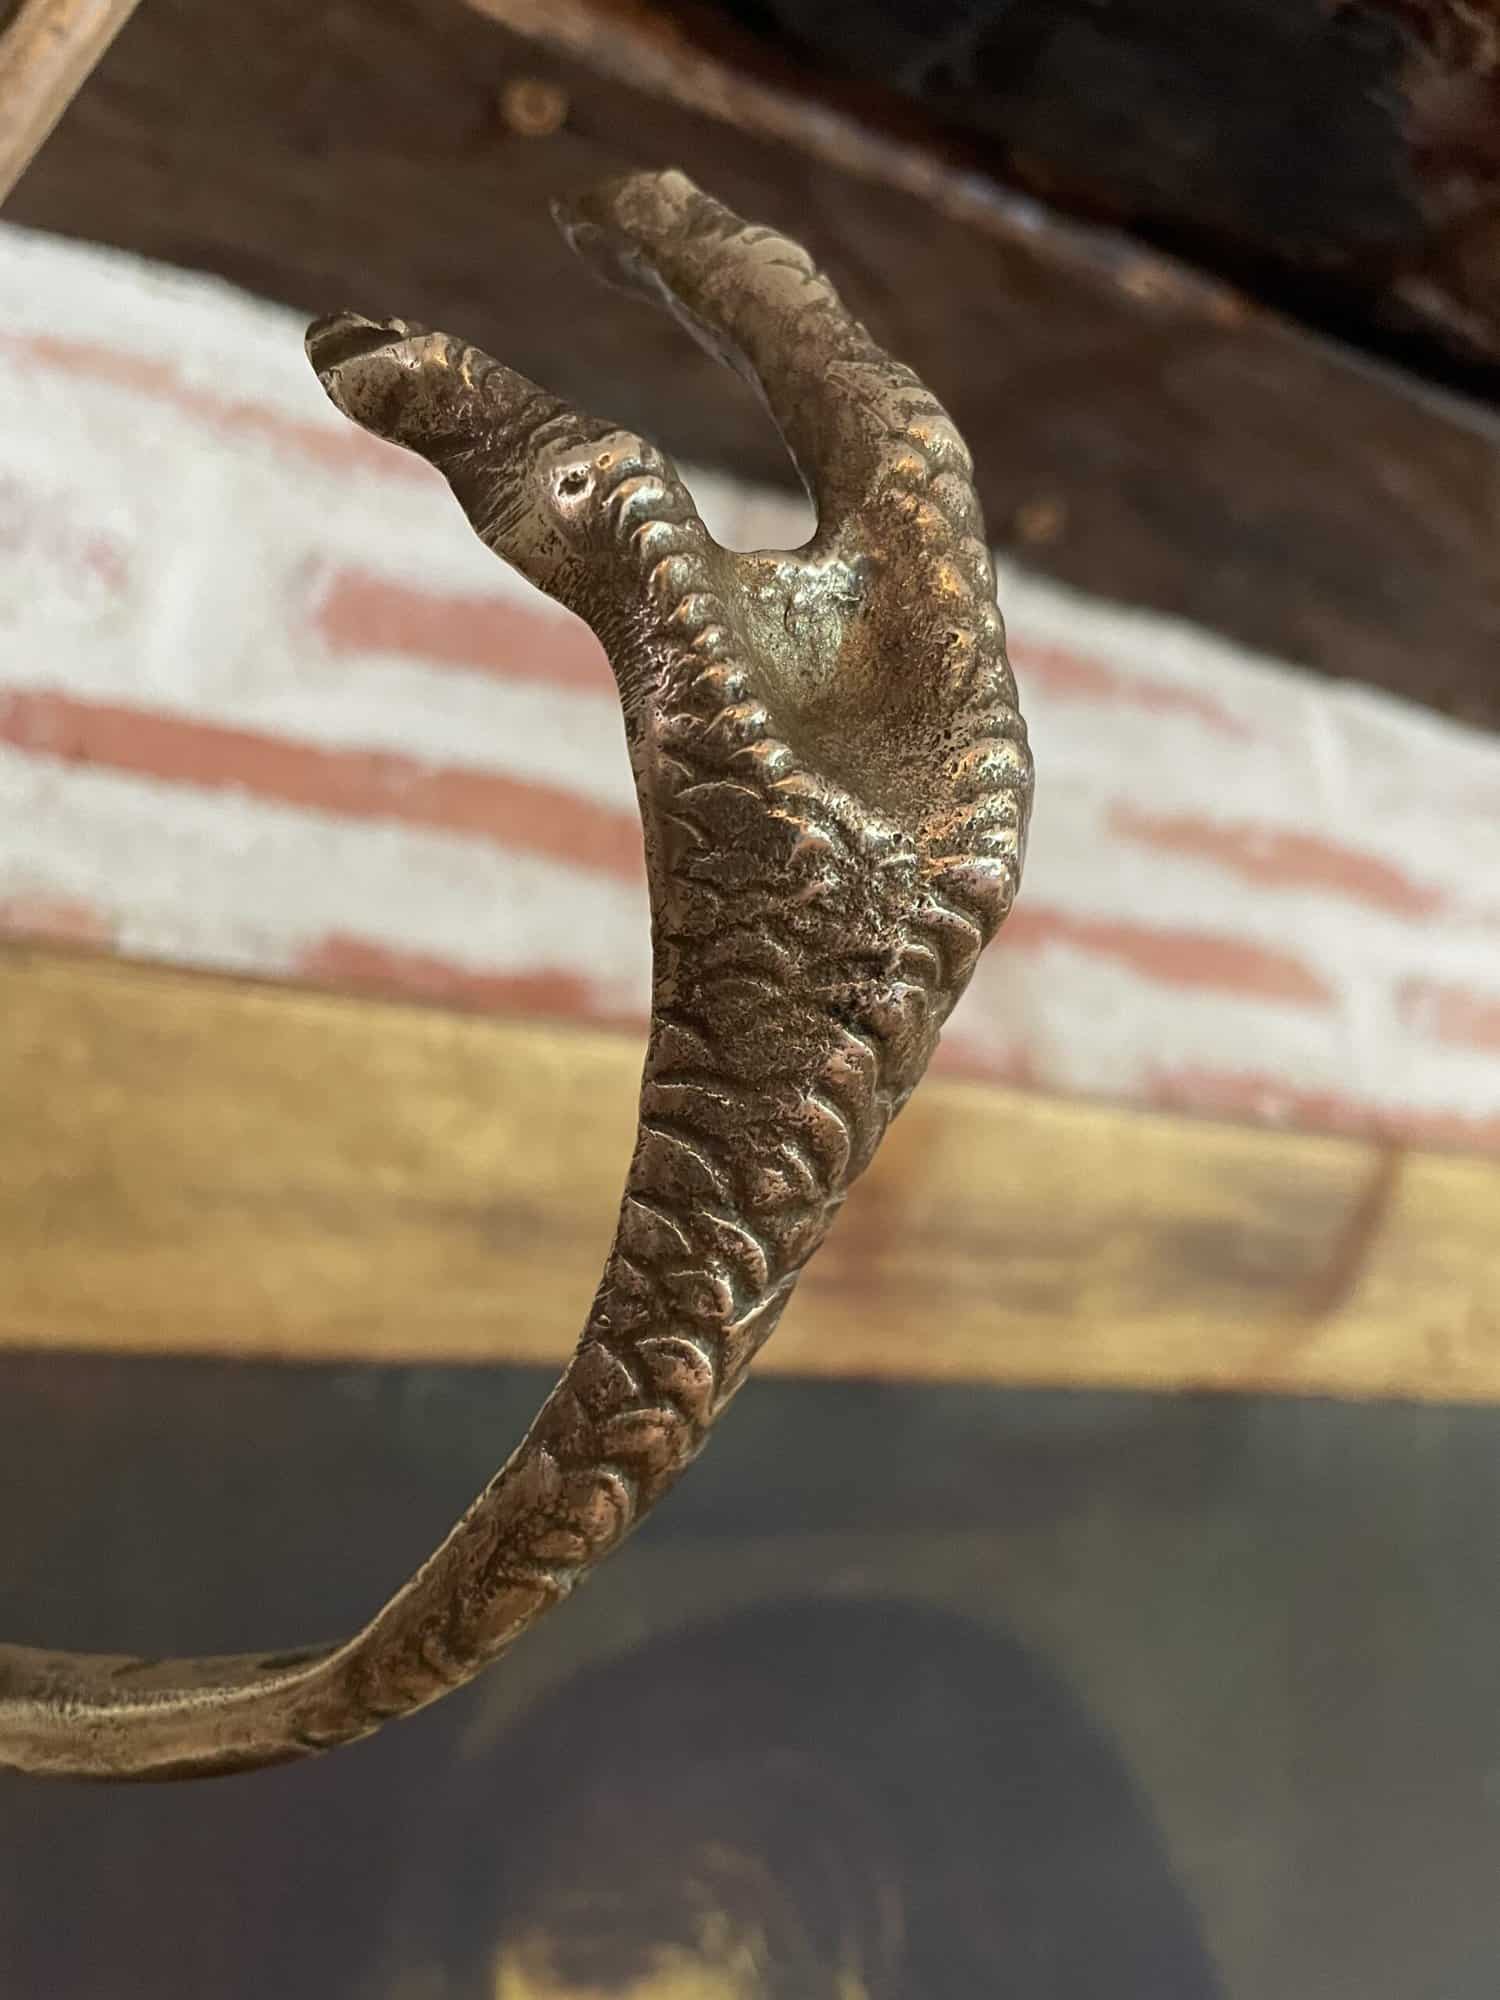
4,942,1496,1404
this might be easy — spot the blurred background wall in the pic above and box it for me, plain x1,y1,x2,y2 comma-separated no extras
4,219,1500,1154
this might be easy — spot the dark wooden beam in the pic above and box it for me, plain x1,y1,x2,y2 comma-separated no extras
668,0,1500,393
8,0,1500,726
0,0,141,200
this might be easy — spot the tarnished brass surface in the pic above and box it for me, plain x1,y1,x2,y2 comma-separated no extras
0,169,1030,1779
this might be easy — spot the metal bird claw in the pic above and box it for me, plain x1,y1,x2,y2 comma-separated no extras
0,169,1031,1779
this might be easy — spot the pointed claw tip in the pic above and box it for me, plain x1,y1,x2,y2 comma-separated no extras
305,311,395,384
553,168,703,280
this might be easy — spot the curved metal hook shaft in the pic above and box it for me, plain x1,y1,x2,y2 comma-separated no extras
0,169,1031,1780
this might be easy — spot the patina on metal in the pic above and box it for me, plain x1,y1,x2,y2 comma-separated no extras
0,168,1031,1780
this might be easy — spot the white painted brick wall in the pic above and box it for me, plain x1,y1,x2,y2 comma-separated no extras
4,222,1499,1151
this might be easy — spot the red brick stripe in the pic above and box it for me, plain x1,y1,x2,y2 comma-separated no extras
296,934,637,1024
1003,903,1334,1006
0,893,115,947
1111,805,1444,920
1150,1064,1500,1155
0,473,131,592
1012,640,1253,741
0,690,643,879
1399,978,1500,1056
311,567,612,693
0,331,423,483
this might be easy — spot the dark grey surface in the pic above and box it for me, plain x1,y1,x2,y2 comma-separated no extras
1,1354,1497,1995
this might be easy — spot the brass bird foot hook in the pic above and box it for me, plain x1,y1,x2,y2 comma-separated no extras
0,170,1031,1779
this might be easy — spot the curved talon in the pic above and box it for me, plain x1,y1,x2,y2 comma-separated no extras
0,170,1032,1781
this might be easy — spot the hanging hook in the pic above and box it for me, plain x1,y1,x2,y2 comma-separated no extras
0,169,1031,1779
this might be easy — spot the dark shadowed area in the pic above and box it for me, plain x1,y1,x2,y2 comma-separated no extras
1,1356,1498,1995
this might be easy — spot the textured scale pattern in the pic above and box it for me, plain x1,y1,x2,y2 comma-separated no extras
0,169,1030,1779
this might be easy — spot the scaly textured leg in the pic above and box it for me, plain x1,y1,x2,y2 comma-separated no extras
0,169,1032,1780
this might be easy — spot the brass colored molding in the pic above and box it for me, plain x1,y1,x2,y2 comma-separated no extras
3,945,1497,1407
